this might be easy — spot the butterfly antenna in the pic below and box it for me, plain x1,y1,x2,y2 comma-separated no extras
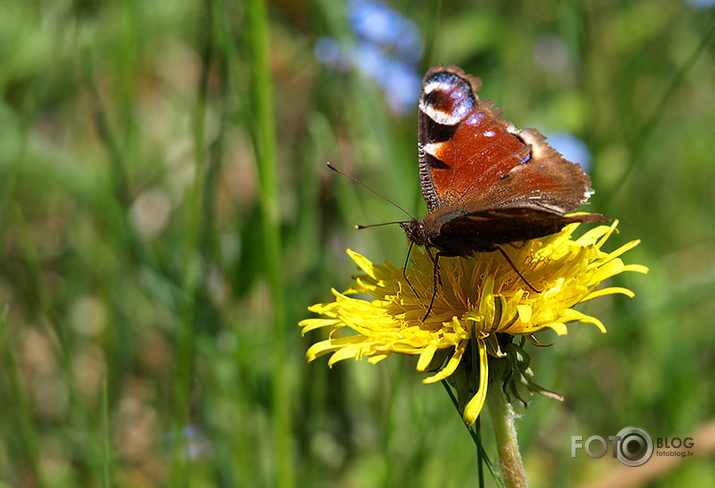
355,222,408,229
327,162,416,220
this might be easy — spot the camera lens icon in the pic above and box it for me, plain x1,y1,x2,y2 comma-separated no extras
615,426,653,467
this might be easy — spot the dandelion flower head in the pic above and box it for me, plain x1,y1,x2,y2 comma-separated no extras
300,221,647,425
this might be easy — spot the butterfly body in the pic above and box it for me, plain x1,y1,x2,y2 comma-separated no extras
406,65,607,257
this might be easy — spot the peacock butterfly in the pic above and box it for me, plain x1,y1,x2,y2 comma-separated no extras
401,65,607,261
327,65,607,315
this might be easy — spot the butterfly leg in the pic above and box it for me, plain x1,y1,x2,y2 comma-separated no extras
424,246,443,286
495,246,540,293
402,241,421,298
422,249,443,321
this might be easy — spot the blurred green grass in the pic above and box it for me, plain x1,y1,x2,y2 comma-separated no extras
1,0,714,487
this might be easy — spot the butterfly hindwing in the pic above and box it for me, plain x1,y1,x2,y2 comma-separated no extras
434,207,604,255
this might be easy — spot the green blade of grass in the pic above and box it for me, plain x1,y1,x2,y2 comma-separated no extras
101,379,112,488
246,0,294,486
0,307,46,488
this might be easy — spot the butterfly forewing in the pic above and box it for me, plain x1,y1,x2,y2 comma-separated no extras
408,64,607,258
418,65,594,216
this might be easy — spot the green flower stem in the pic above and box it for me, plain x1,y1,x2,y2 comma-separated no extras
486,383,528,488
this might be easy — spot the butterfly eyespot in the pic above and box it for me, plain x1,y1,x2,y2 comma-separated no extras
450,88,469,101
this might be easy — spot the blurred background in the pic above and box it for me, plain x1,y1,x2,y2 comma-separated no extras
1,0,714,486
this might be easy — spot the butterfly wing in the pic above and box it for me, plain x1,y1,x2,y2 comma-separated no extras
431,207,606,256
418,65,594,216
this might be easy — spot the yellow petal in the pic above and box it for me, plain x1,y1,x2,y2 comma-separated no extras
328,343,365,365
306,336,362,362
595,220,620,248
575,224,611,246
423,340,467,384
559,308,607,333
462,338,489,425
416,344,438,372
624,264,649,275
346,249,379,279
516,305,532,323
541,321,569,335
582,287,635,301
299,318,341,334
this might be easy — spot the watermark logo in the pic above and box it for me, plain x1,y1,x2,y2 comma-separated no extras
571,425,653,467
572,426,695,466
612,426,654,467
572,425,696,467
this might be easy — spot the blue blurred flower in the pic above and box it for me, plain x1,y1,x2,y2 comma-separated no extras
314,37,347,70
163,424,212,460
315,0,423,114
547,132,592,173
685,0,715,8
379,59,423,113
348,0,423,63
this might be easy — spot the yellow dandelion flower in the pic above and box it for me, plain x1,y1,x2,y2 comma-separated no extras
300,221,648,426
